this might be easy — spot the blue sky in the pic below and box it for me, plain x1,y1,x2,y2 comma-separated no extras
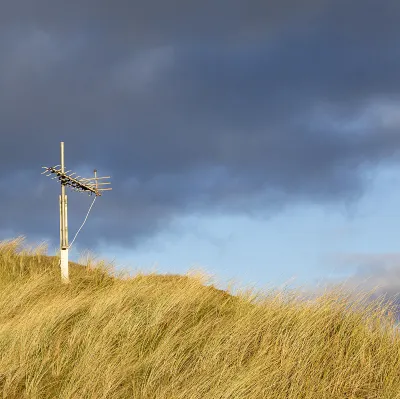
1,0,400,310
64,159,400,301
102,162,399,295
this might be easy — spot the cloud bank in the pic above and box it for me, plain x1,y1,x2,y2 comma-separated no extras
1,1,400,267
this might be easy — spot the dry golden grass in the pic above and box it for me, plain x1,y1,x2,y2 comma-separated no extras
0,236,400,398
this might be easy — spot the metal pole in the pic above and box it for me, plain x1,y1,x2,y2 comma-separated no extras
59,195,62,249
65,195,68,246
42,143,112,284
60,142,69,283
61,142,65,248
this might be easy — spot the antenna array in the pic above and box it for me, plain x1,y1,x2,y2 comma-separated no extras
41,166,112,196
41,142,112,284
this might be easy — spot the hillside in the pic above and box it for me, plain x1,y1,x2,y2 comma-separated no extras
1,237,400,399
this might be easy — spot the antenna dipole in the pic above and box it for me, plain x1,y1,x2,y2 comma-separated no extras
41,142,112,284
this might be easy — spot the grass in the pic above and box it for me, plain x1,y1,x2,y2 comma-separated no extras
0,236,400,398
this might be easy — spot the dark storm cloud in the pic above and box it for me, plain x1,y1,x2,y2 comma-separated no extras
0,0,328,41
1,0,400,253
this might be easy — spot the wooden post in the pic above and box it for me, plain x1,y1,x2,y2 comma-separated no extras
60,142,69,284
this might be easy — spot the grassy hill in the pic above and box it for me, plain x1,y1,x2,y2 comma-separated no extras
1,237,400,399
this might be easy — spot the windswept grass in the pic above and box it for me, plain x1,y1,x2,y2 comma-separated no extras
0,236,400,398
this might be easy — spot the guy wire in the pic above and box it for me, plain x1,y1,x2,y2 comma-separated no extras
68,195,97,249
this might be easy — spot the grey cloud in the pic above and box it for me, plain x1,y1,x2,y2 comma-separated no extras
0,0,328,42
1,0,400,254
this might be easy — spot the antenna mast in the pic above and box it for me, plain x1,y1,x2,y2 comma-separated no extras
42,142,112,283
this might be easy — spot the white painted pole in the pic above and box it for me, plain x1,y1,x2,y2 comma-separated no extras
60,142,69,284
59,195,62,249
60,248,69,283
65,195,68,246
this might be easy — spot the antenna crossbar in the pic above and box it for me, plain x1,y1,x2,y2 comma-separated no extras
42,166,112,196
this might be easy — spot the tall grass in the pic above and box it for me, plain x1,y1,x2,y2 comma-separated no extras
0,236,399,398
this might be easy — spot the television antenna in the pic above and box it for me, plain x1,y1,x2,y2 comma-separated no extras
41,142,112,283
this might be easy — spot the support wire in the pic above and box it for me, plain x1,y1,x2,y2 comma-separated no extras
68,195,97,249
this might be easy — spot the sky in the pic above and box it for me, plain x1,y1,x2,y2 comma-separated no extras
1,0,400,316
